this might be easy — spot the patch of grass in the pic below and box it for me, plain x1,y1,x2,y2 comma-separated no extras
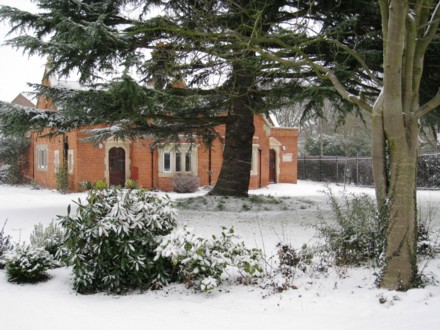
248,195,282,205
298,198,315,205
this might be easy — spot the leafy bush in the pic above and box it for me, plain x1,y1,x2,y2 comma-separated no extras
0,220,14,269
79,180,94,191
55,164,70,193
417,203,439,258
155,226,263,292
125,179,139,189
315,188,384,266
5,244,55,283
58,188,177,294
94,180,107,190
172,175,199,193
261,243,314,292
30,221,65,260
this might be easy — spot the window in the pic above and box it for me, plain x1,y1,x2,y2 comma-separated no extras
185,152,192,172
159,144,198,177
175,152,182,172
54,150,60,173
36,145,48,171
163,152,171,172
68,150,74,174
250,144,259,176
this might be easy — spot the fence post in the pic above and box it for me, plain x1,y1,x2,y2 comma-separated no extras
303,155,307,180
356,154,359,185
336,156,339,183
319,155,322,182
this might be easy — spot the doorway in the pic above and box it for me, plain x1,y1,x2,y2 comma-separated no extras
269,149,276,183
109,147,126,186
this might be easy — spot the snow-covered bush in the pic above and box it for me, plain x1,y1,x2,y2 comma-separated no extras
0,220,14,269
315,188,384,266
58,188,177,294
30,221,65,260
172,175,199,193
5,243,55,283
155,226,263,292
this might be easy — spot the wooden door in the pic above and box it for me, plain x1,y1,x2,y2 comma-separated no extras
109,147,126,186
269,149,276,183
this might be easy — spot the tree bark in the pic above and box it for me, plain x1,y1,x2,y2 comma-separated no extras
380,119,419,290
209,61,255,197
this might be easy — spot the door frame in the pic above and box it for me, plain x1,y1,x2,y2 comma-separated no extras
105,138,131,187
269,137,281,184
269,149,277,183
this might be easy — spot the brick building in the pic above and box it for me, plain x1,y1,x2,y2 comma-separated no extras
23,70,299,192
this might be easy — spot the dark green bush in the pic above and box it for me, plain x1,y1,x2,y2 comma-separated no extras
0,220,14,269
5,244,54,283
58,188,177,294
315,188,385,266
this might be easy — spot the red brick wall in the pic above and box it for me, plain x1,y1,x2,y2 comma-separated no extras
26,113,298,192
271,127,299,183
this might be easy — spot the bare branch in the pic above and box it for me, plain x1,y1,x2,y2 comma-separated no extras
324,70,373,113
414,91,440,118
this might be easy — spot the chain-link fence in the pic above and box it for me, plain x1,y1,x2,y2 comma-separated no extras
298,153,440,188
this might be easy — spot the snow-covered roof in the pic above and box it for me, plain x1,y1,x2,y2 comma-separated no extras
49,75,82,90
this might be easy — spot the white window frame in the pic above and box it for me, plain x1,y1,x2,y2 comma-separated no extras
54,150,60,173
163,151,172,173
36,144,48,171
159,144,198,177
250,144,259,176
67,150,74,174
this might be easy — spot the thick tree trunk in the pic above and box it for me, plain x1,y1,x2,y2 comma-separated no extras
379,118,419,290
209,105,254,196
209,61,255,197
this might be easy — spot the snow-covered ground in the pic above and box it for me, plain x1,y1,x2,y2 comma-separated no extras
1,181,440,330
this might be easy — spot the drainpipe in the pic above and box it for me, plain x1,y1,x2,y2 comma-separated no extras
63,135,69,164
258,147,262,188
208,144,212,186
150,146,155,190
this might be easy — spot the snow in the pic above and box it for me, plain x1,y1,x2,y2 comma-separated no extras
1,181,440,330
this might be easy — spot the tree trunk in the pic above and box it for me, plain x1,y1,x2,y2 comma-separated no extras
380,148,418,289
209,61,255,197
378,116,419,290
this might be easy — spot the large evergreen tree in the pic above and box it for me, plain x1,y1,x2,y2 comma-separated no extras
0,0,308,196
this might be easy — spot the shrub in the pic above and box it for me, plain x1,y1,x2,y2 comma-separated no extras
55,164,70,193
0,220,14,269
79,180,94,191
417,203,439,258
172,175,199,193
58,188,177,294
267,243,314,292
125,179,139,189
155,226,263,292
94,180,107,190
315,188,384,266
5,244,55,283
30,221,65,260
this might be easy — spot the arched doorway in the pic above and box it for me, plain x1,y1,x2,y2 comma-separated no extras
109,147,126,186
269,149,277,183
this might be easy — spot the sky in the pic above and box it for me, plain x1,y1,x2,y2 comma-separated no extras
0,0,45,103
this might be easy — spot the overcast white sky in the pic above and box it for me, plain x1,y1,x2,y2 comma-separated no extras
0,0,45,103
